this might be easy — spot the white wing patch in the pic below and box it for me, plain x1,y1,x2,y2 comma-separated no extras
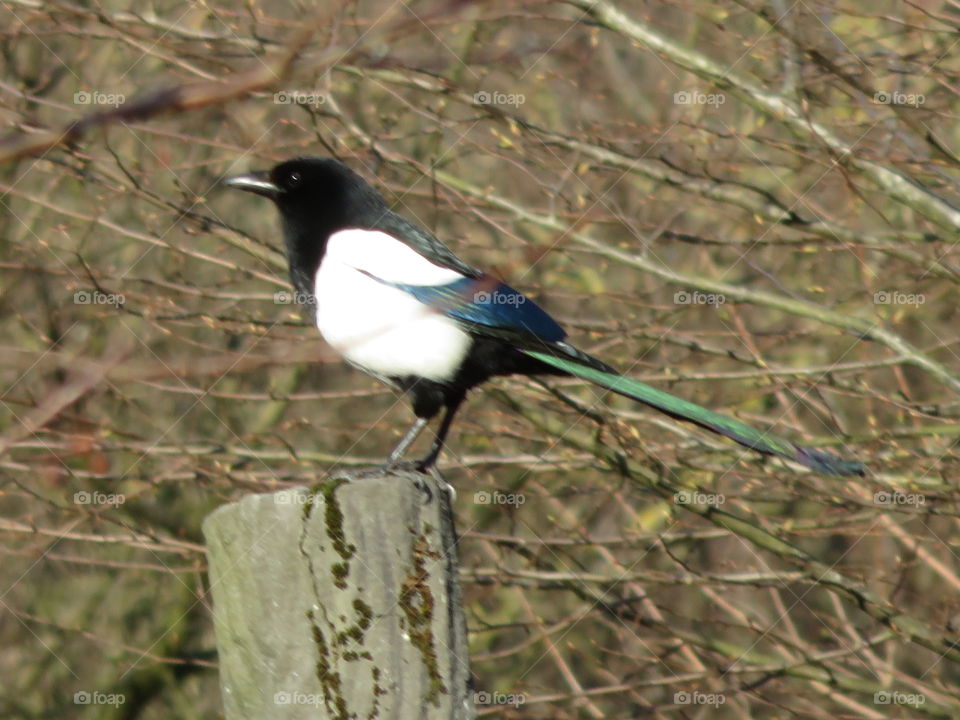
313,229,472,381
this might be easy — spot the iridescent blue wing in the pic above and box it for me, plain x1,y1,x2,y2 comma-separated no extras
365,273,566,343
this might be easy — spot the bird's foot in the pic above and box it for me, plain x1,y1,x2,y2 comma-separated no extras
348,458,419,479
362,458,456,502
376,459,426,475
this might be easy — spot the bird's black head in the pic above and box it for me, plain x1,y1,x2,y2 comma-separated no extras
224,157,387,303
225,156,385,227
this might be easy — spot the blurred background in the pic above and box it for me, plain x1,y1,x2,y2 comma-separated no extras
0,0,957,717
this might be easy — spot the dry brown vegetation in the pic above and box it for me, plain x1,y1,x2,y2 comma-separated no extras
1,0,959,717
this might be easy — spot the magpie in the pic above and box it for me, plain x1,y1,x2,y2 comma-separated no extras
224,157,863,476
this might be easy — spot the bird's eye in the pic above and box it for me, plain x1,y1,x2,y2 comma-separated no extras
286,171,302,189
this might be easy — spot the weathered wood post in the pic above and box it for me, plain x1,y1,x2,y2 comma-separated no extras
203,470,474,720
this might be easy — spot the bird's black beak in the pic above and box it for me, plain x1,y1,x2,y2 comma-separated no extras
223,171,280,199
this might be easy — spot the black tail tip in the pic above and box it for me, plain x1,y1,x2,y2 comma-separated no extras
794,445,865,477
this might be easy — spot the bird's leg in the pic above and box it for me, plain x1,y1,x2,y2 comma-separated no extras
373,413,456,500
377,394,463,488
385,416,429,466
414,395,464,471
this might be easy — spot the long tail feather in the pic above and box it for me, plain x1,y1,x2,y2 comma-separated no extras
523,345,864,477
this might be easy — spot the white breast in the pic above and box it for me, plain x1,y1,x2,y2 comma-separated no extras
313,229,472,382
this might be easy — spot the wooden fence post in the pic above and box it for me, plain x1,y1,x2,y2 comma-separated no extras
203,470,474,720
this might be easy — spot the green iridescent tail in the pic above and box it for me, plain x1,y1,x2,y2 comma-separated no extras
523,347,864,477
